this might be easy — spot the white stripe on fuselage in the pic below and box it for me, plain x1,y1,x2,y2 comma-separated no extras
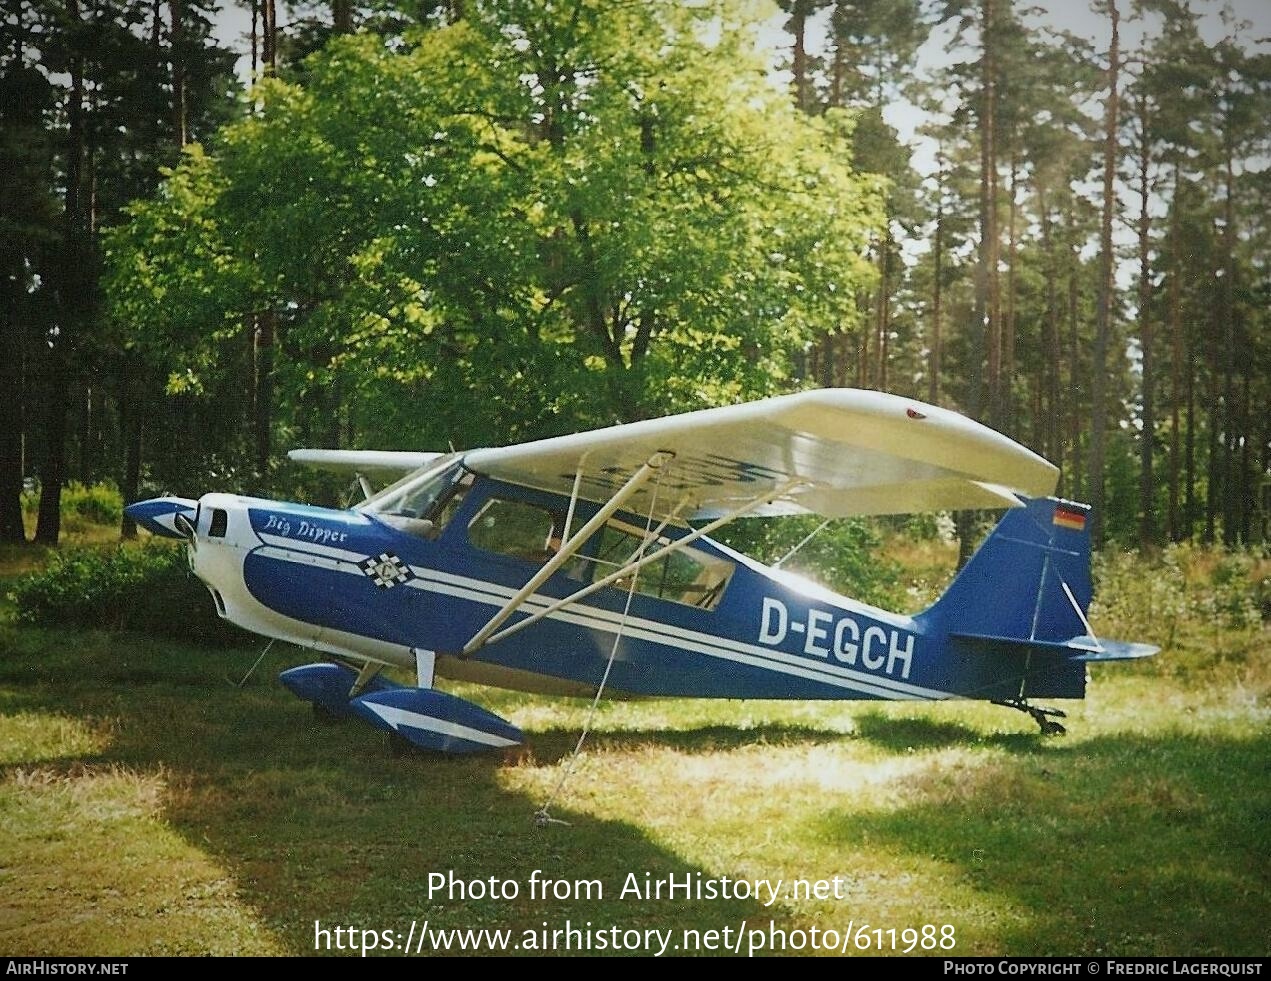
257,532,369,564
248,541,950,702
410,567,945,701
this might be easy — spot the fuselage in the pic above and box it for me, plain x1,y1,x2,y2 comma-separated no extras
169,460,1084,704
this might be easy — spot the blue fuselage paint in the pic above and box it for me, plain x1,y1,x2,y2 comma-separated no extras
180,475,1087,703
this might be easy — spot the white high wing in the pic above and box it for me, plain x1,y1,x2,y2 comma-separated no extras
291,389,1059,523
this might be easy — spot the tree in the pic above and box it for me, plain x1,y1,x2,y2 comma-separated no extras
1088,0,1120,548
0,34,60,542
1,0,237,543
787,0,929,396
107,0,886,474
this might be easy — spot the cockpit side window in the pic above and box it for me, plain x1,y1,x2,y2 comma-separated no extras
380,467,463,519
571,520,733,610
467,498,561,565
361,455,462,515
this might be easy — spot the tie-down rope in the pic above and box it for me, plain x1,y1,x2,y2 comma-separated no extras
533,466,665,827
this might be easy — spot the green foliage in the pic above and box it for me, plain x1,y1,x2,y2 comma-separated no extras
896,509,956,542
710,515,905,609
7,543,242,647
106,0,886,465
1090,544,1265,652
21,481,124,528
1099,429,1143,548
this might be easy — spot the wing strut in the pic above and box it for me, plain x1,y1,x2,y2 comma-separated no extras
560,464,584,542
534,464,670,828
460,451,675,656
479,478,805,652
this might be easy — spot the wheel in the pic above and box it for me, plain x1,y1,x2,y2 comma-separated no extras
1041,719,1066,736
311,702,343,725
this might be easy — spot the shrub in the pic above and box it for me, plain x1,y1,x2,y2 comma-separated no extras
8,543,244,646
21,481,124,527
710,515,905,610
1091,543,1264,650
66,482,124,525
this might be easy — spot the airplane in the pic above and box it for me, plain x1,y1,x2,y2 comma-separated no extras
124,388,1157,755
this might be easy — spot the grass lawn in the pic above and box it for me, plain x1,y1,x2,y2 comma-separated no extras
0,536,1266,956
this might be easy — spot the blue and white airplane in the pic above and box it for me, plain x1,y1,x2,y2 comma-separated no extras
125,389,1156,754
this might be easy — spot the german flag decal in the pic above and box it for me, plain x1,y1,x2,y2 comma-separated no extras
1053,503,1087,531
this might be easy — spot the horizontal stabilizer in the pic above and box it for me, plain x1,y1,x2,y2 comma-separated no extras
953,633,1159,663
1068,639,1160,663
351,688,523,754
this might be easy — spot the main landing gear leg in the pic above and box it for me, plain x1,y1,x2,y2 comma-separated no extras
310,661,384,724
993,699,1068,736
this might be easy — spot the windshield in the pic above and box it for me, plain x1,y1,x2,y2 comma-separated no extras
359,454,465,517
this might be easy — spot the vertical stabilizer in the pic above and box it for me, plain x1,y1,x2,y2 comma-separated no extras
922,497,1093,644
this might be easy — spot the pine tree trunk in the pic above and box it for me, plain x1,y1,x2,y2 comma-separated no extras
262,0,277,75
1256,383,1269,545
1068,234,1083,503
959,9,996,574
1039,190,1061,471
255,311,275,484
36,0,87,545
979,0,999,428
78,383,93,482
1184,339,1196,539
823,335,836,388
1203,357,1218,545
1219,121,1237,545
0,266,26,543
1003,151,1018,434
859,272,871,388
790,1,809,113
1137,90,1155,548
119,354,144,539
1089,0,1119,546
332,0,352,33
876,231,890,390
35,363,68,545
829,3,846,108
1238,371,1250,543
1167,166,1182,540
170,0,187,145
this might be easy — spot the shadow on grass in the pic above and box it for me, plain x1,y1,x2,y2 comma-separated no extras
848,711,986,751
0,636,785,955
813,728,1271,956
522,721,850,763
